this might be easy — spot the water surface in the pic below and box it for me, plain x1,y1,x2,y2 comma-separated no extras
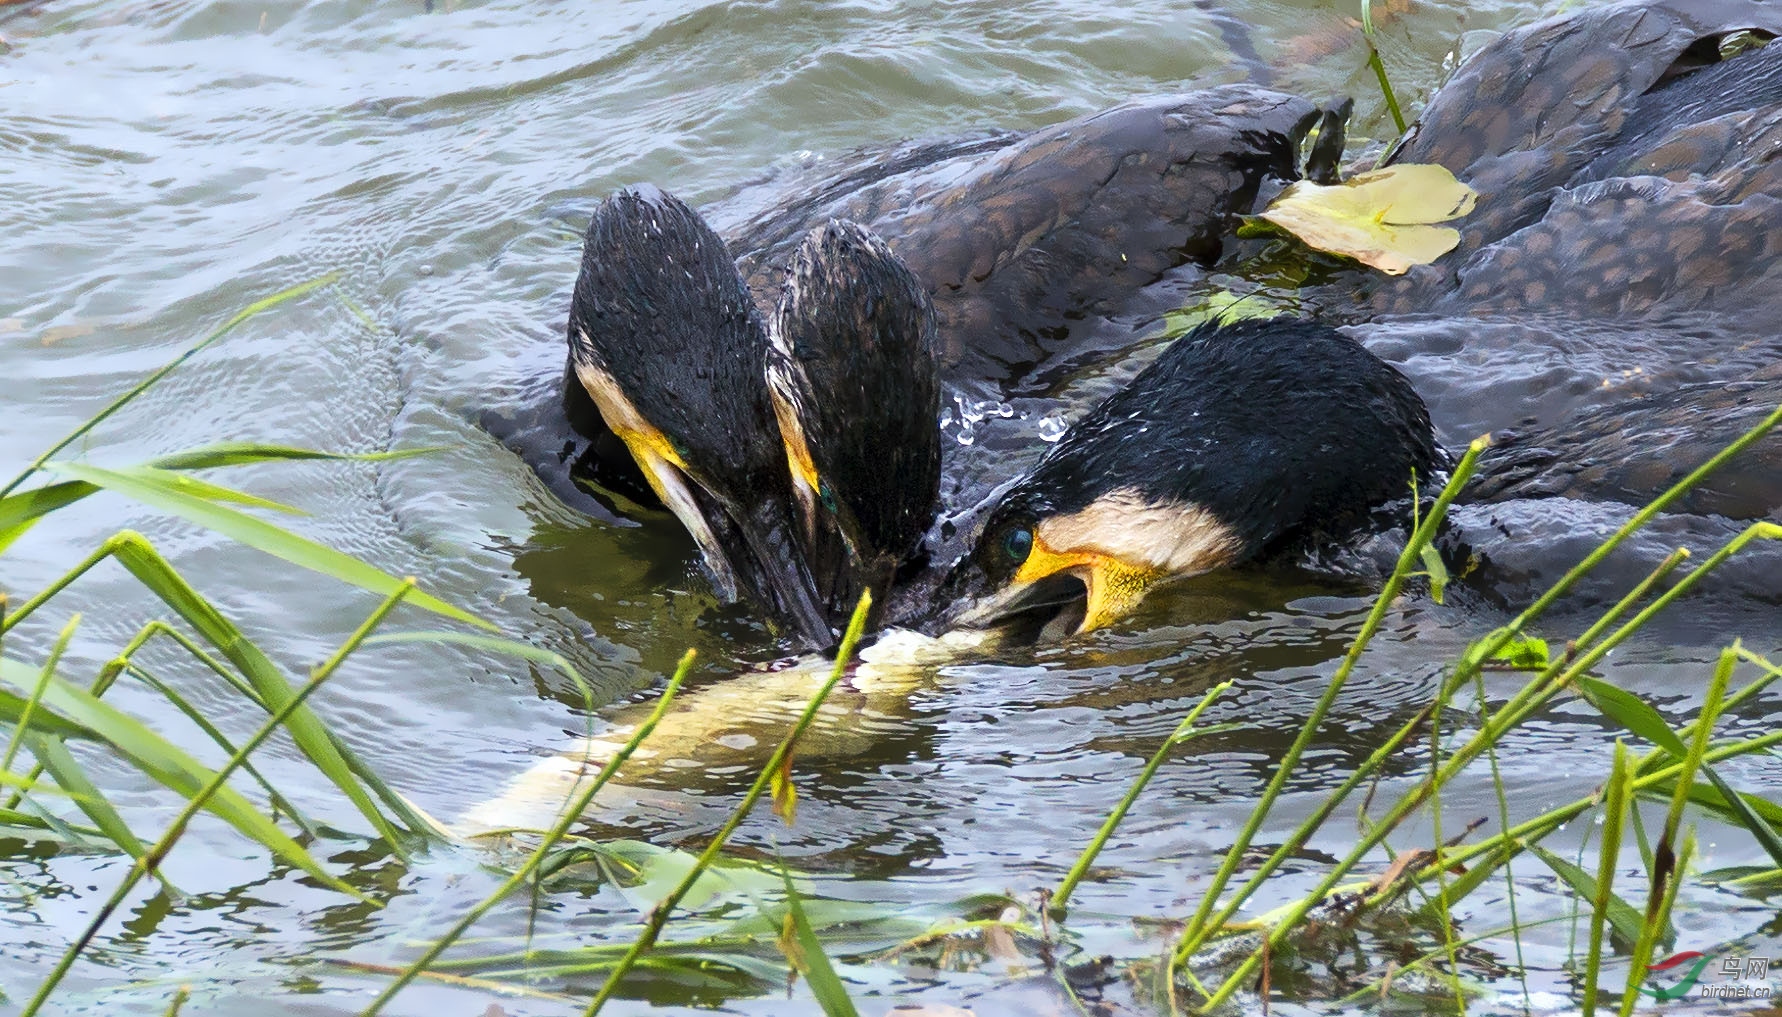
2,0,1779,1013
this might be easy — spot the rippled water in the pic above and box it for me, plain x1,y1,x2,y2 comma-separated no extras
3,0,1780,1014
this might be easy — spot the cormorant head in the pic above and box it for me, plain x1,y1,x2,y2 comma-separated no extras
767,220,943,619
944,318,1443,638
567,185,832,648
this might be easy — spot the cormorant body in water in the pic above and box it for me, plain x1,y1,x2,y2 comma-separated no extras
545,87,1326,646
518,0,1781,649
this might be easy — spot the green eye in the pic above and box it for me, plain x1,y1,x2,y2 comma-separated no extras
1002,527,1033,563
669,436,692,459
818,482,838,514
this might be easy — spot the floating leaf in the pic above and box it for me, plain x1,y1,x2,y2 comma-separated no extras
1257,164,1477,274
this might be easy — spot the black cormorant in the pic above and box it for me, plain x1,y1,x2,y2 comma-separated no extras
942,319,1443,636
546,0,1782,647
553,87,1326,646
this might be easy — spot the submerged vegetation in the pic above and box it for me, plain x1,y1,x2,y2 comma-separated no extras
2,282,1779,1015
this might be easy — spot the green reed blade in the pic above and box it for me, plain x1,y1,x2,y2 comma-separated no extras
46,463,486,628
0,445,436,557
1053,680,1233,916
18,580,410,1017
1574,678,1689,758
0,483,95,555
1580,740,1633,1017
127,662,318,838
778,864,862,1017
25,732,155,871
0,273,342,501
1,614,75,777
1170,437,1486,979
103,532,413,848
146,443,441,471
1619,827,1695,1017
0,655,353,895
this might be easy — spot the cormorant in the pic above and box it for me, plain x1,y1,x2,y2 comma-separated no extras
548,0,1782,647
556,87,1327,646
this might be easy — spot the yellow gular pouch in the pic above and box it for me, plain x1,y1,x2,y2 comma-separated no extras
1012,537,1168,634
1014,491,1243,633
574,361,688,490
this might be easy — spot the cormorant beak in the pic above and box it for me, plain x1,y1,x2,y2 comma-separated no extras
947,493,1243,639
952,533,1165,637
578,364,834,649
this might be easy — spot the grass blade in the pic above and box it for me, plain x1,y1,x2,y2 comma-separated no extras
1,614,77,775
0,273,341,500
0,483,96,554
147,443,440,471
26,733,152,865
45,463,486,628
104,533,413,846
1528,843,1643,952
1574,677,1688,758
1581,741,1634,1017
778,864,862,1017
1,446,435,555
1053,680,1232,915
17,580,412,1017
585,591,875,1015
1699,764,1782,868
0,656,353,894
358,650,696,1017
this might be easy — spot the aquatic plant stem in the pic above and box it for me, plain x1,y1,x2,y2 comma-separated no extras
1174,407,1777,993
1473,668,1531,1002
1199,519,1781,1011
359,650,697,1017
583,591,873,1015
1615,646,1735,1015
0,273,341,501
1581,741,1632,1017
0,615,77,777
1052,680,1232,916
17,580,412,1017
1359,0,1407,135
1621,829,1695,1016
1169,438,1486,980
1177,541,1682,997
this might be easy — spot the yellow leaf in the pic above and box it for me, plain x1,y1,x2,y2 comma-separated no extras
771,751,798,826
1258,164,1478,275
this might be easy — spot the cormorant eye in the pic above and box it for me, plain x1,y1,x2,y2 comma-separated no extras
668,436,692,459
818,481,838,514
1002,527,1033,564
